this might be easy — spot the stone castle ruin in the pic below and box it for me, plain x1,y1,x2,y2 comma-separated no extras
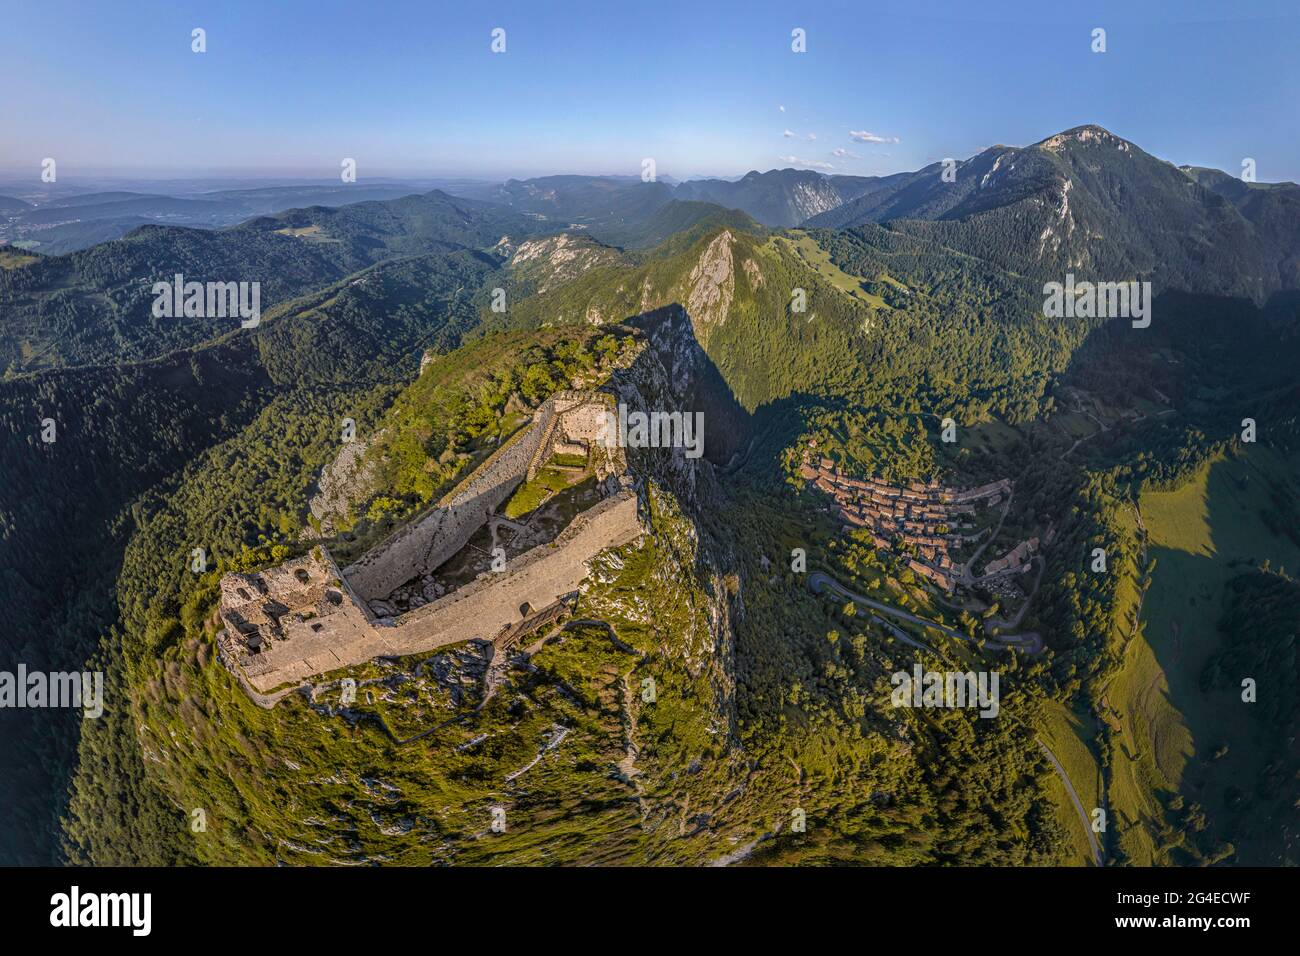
216,391,643,699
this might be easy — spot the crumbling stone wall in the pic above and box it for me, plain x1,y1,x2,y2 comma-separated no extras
346,392,618,601
345,399,556,601
217,389,644,697
223,488,641,694
523,390,602,480
218,548,378,692
373,488,640,658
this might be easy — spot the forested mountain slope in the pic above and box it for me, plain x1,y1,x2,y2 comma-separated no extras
0,245,506,864
806,126,1300,302
0,190,537,372
4,124,1300,867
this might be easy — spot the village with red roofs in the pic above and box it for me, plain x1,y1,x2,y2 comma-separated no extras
798,443,1047,598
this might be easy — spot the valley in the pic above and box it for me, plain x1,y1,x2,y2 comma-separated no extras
2,120,1298,873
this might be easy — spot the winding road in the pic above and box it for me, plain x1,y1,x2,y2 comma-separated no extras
955,487,1014,587
1038,739,1104,866
809,570,1103,864
808,571,1043,654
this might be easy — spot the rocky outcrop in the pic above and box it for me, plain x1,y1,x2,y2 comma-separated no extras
308,433,379,536
508,233,624,294
683,231,735,346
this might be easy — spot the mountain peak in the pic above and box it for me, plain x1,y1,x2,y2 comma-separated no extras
1036,124,1133,153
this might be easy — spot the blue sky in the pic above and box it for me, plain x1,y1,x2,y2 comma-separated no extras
2,0,1298,182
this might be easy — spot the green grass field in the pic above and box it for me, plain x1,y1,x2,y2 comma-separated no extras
502,465,578,519
1105,447,1300,863
1038,699,1102,866
775,233,890,310
965,418,1024,455
1052,410,1102,440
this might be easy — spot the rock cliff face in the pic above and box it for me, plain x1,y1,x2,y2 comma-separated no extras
307,432,379,535
673,168,877,227
600,307,750,738
787,177,849,222
683,231,736,347
507,233,626,294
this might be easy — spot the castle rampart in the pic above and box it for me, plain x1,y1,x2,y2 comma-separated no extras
343,409,548,601
343,391,613,602
216,390,641,699
222,488,639,694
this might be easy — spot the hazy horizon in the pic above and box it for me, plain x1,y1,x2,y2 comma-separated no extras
2,118,1298,193
4,0,1299,182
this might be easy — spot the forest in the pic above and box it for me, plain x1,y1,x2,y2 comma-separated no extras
2,169,1298,866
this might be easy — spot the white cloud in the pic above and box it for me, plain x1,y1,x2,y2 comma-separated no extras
832,147,859,158
849,129,900,144
778,104,785,112
783,129,795,138
778,154,834,170
807,132,817,140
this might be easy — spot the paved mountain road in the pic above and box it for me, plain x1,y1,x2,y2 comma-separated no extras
1038,739,1105,866
809,571,1102,864
808,571,1043,654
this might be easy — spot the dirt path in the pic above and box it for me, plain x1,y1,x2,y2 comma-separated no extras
1060,432,1095,461
505,724,570,783
616,674,642,779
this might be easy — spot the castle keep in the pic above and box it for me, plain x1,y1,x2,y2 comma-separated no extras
216,391,643,697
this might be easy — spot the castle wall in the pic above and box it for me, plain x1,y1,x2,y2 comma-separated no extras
238,489,641,693
221,389,642,696
373,489,640,658
525,410,563,482
559,406,609,443
528,393,614,480
344,400,561,601
524,390,596,480
236,587,378,691
346,392,621,602
219,548,381,693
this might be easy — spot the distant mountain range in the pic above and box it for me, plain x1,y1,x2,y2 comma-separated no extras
0,183,461,254
674,169,883,227
451,125,1300,302
0,189,542,370
8,126,1299,303
804,125,1300,300
5,123,1300,372
456,169,883,231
